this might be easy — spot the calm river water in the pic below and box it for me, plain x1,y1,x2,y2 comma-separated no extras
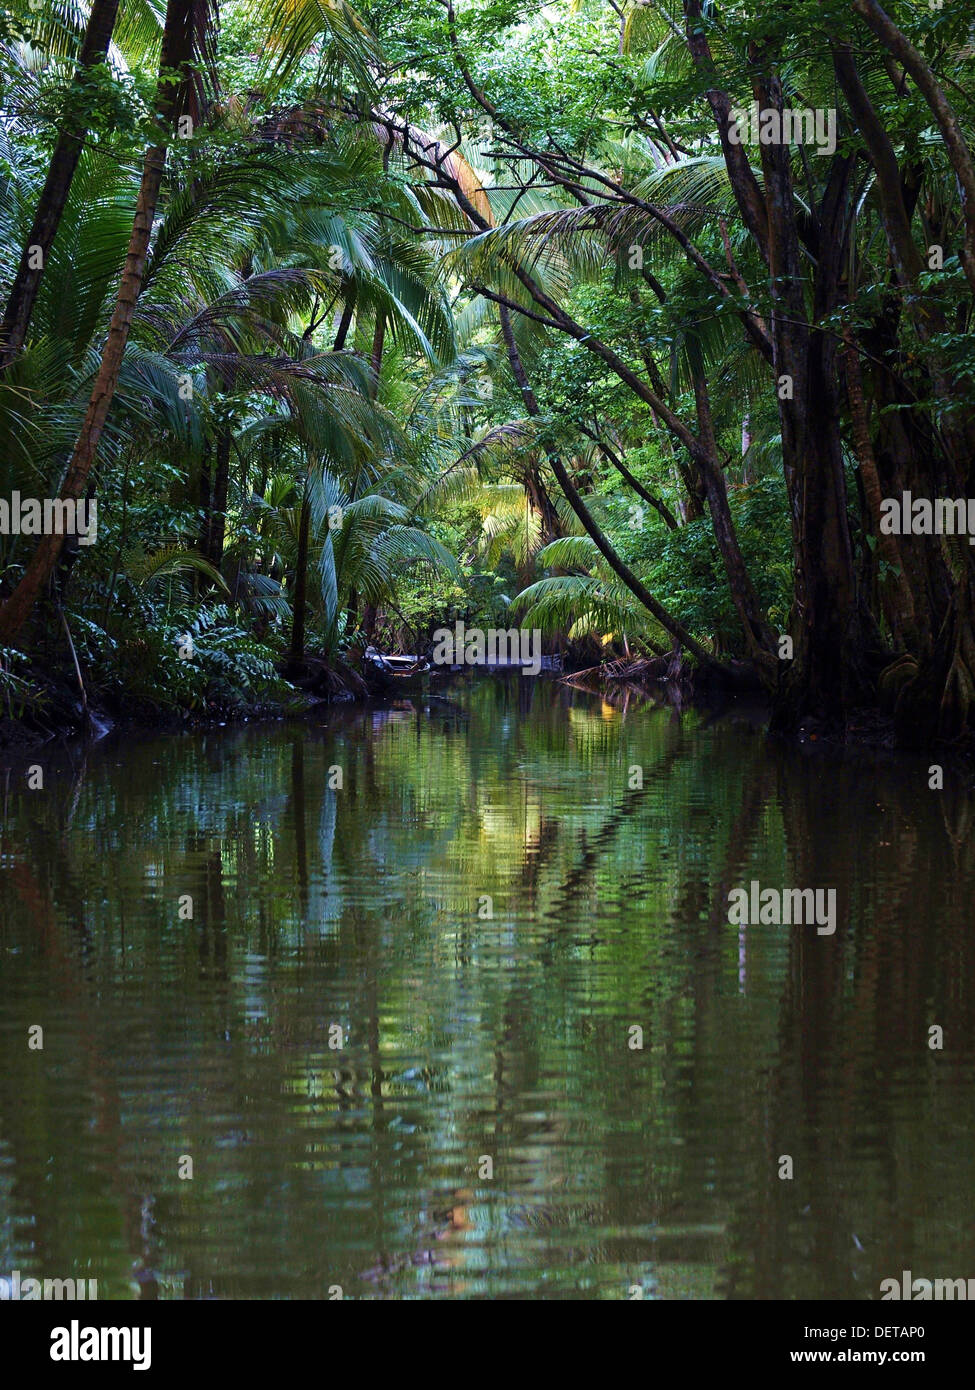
1,676,973,1298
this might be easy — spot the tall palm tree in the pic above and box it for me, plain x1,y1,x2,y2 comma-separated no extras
0,0,213,641
0,0,384,644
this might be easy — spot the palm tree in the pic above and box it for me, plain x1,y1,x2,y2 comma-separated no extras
0,0,125,367
0,0,213,641
0,0,385,644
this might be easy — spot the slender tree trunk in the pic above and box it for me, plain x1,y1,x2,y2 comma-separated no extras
345,590,359,636
369,315,385,399
579,426,679,531
523,466,562,546
0,0,122,368
832,40,975,479
692,372,778,673
852,0,975,296
0,0,198,645
842,336,918,648
197,435,213,576
287,482,311,675
499,307,720,671
332,291,355,352
682,0,769,256
287,303,357,674
206,426,231,569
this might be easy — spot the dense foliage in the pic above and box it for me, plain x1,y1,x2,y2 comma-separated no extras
1,1,973,745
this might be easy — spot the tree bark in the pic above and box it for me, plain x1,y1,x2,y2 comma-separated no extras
287,483,311,674
842,335,919,648
691,371,778,673
206,426,231,569
852,0,975,296
0,0,122,368
0,0,198,645
499,307,720,671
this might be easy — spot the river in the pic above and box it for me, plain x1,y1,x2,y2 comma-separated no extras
1,675,973,1298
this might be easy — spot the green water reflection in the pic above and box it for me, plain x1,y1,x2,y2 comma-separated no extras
1,676,974,1299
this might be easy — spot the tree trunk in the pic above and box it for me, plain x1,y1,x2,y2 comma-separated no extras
287,483,311,675
197,435,213,574
579,426,679,531
751,74,873,728
0,0,122,368
852,0,975,296
205,426,231,569
369,314,385,399
842,336,918,648
692,371,778,673
499,307,721,671
0,0,198,645
286,299,358,674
